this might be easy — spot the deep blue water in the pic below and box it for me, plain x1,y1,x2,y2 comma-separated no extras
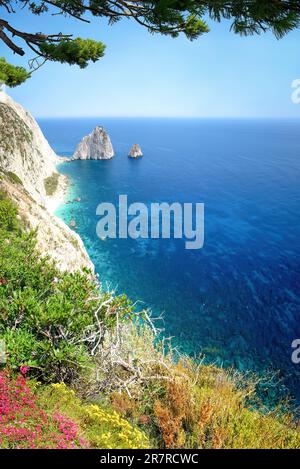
39,118,300,396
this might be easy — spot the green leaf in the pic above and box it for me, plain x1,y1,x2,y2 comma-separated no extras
0,58,30,87
39,38,106,68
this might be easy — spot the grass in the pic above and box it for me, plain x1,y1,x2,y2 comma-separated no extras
37,382,150,449
5,172,23,185
44,172,59,196
149,362,300,449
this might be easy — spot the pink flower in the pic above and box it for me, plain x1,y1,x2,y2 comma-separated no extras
20,366,29,375
0,371,86,449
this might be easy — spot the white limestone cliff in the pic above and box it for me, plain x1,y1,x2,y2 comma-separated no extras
0,92,59,204
0,92,94,273
73,126,114,160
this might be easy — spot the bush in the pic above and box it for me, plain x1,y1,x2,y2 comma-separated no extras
0,370,149,450
0,192,134,382
147,362,300,449
38,383,150,449
0,191,19,232
44,173,59,196
0,370,86,449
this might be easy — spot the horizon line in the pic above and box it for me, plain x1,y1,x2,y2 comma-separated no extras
36,115,300,120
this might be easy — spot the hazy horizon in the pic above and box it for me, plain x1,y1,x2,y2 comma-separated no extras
36,115,300,120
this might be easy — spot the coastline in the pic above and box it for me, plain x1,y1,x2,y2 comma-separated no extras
42,161,95,273
45,168,69,215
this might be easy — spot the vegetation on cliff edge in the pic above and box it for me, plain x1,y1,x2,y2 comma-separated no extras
0,185,300,449
44,173,60,196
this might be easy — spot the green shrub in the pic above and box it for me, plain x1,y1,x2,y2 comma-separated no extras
0,191,19,232
121,360,300,449
0,192,135,382
38,383,150,449
44,173,59,196
5,171,23,185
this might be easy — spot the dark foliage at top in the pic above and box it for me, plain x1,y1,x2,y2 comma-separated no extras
1,1,300,84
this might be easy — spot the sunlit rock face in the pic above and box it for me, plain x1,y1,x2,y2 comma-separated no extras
73,126,114,160
0,92,59,203
0,92,94,273
128,144,143,158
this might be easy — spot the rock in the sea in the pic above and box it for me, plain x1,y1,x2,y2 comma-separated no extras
128,144,143,158
73,126,114,160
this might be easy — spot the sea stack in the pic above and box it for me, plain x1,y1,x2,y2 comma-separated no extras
128,144,143,158
73,126,114,160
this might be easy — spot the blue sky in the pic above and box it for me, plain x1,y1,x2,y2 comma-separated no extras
1,7,300,118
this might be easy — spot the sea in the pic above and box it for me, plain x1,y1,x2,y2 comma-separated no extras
38,117,300,399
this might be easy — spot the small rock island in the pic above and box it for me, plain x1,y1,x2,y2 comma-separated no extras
73,126,114,160
128,144,143,158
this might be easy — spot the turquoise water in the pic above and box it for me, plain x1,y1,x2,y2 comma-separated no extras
39,118,300,397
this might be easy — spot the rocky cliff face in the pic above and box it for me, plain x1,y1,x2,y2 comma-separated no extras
0,92,94,273
128,144,143,158
0,92,58,204
73,126,114,160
